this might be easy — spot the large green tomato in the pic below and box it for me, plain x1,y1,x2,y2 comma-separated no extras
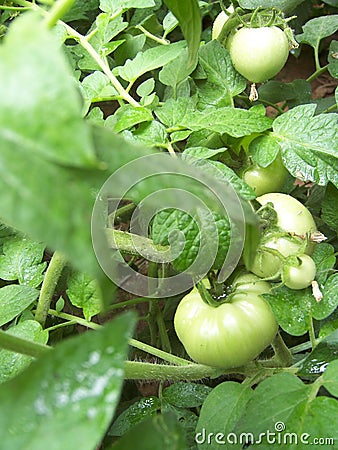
242,153,288,196
174,274,278,369
228,26,289,83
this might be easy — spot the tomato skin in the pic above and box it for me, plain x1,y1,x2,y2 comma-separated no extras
212,8,234,40
228,26,289,83
282,254,316,290
174,274,278,369
242,153,288,196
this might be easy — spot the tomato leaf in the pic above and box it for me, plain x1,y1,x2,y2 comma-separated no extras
0,320,48,384
0,235,46,288
105,105,153,133
311,243,336,285
162,382,212,408
196,40,246,108
238,0,304,13
264,274,338,336
232,373,310,447
0,312,136,450
116,41,186,82
0,285,39,327
109,396,161,436
100,0,155,14
0,13,97,168
322,359,338,397
163,0,201,72
66,272,103,321
196,381,253,449
272,105,338,187
182,107,273,138
257,79,311,106
296,15,338,50
298,330,338,377
108,412,187,450
159,48,193,87
328,40,338,79
322,183,338,233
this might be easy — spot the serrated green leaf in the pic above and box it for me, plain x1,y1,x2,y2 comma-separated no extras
117,41,186,82
0,236,46,288
299,330,338,377
322,359,338,396
100,0,155,14
249,134,282,168
0,285,39,327
195,40,246,108
62,0,99,22
0,320,48,384
163,0,201,72
296,15,338,50
110,396,161,436
322,183,338,232
105,105,153,133
272,104,338,187
66,272,103,321
311,243,336,285
182,147,226,160
0,312,136,450
182,107,273,138
159,48,192,87
238,0,304,13
196,382,252,450
81,71,118,114
328,40,338,78
123,120,168,147
162,382,212,408
0,13,96,168
155,97,196,128
312,273,338,320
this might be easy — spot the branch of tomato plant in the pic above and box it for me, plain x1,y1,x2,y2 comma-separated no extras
43,0,76,28
136,24,169,45
263,332,293,367
35,250,68,327
105,228,170,262
308,316,317,350
0,330,51,358
306,64,329,83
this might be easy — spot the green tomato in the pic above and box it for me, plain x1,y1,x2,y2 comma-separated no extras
174,274,278,368
228,26,289,83
257,193,317,247
282,254,316,290
243,153,288,196
249,194,317,278
212,8,234,40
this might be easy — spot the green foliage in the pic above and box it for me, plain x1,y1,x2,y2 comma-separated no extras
0,0,337,448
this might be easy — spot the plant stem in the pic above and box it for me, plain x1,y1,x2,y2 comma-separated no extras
0,5,31,10
0,330,51,358
61,23,140,107
124,360,222,381
105,228,170,261
44,0,76,28
48,308,192,365
271,333,293,367
308,316,317,349
136,24,169,45
35,251,67,327
306,64,328,82
109,296,159,310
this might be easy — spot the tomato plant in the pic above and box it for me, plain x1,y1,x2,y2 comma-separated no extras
227,26,290,83
0,0,337,448
174,274,278,368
